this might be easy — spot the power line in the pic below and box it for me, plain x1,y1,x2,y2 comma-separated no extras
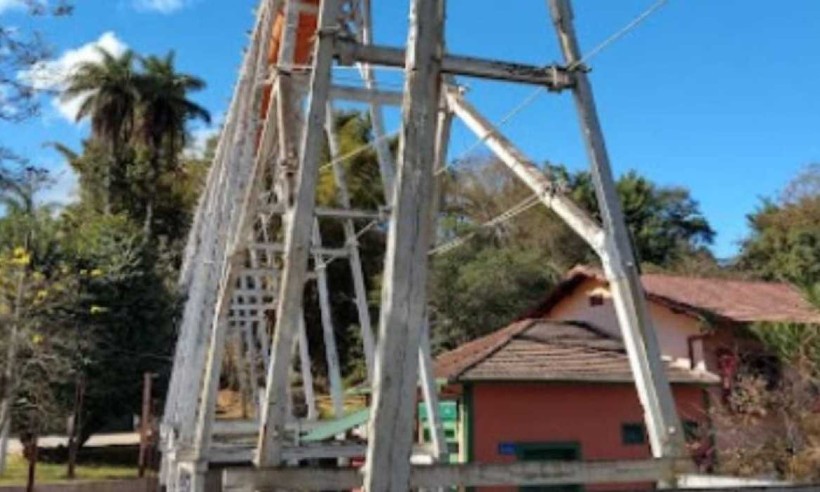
429,193,542,256
318,129,399,172
436,85,546,177
568,0,670,70
314,218,382,271
441,0,671,176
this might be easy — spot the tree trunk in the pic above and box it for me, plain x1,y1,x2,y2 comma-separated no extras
66,376,85,480
138,372,153,478
142,135,165,241
0,419,9,475
0,270,26,475
24,434,37,492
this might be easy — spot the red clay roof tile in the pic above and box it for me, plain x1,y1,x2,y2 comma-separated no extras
435,319,719,385
532,266,820,325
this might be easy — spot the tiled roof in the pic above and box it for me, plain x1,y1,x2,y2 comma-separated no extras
435,319,719,385
531,266,820,325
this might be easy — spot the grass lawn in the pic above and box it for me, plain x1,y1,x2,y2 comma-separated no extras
0,455,137,485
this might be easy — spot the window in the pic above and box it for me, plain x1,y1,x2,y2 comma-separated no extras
588,294,604,307
621,423,646,445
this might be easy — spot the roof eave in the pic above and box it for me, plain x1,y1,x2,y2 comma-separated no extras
456,375,720,385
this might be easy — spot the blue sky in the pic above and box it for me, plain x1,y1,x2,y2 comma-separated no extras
1,0,819,258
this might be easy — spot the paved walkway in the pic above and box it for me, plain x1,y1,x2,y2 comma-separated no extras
6,433,140,454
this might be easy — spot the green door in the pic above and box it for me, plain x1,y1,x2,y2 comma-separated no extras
515,442,583,492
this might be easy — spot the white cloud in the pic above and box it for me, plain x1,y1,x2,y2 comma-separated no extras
132,0,190,14
19,31,128,122
0,0,25,15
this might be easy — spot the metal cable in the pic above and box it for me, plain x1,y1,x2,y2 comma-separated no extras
568,0,670,70
440,0,671,176
429,193,542,256
436,86,547,177
314,218,381,271
318,129,399,172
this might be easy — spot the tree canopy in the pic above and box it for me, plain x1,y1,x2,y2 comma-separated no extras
737,164,820,290
0,43,208,453
426,157,717,350
0,1,72,126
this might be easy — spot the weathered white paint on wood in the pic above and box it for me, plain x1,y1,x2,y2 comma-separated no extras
312,221,345,417
224,458,685,491
256,0,341,467
297,316,318,420
445,87,606,255
548,0,687,463
417,100,453,463
356,0,397,204
324,105,377,383
363,0,444,490
329,85,403,106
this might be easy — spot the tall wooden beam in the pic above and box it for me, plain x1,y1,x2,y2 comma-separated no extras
548,0,687,464
172,0,273,448
363,0,444,490
357,0,397,203
187,4,283,480
312,221,345,417
324,105,377,383
188,269,236,492
256,0,341,467
417,99,454,463
297,315,318,420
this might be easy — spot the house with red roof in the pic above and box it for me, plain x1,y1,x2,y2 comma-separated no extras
432,266,820,490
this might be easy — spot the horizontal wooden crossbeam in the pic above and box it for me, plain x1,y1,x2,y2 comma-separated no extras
329,85,404,106
223,458,687,491
247,243,349,258
260,205,388,221
208,442,369,465
212,419,326,437
334,38,575,89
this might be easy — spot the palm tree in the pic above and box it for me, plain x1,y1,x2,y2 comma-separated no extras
61,48,139,214
135,51,210,236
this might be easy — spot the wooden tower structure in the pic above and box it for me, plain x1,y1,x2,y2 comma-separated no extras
162,0,691,490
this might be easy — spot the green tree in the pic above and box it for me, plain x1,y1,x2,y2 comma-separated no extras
428,157,717,348
0,0,72,126
0,165,72,475
57,212,177,440
61,48,139,213
60,48,211,246
549,165,716,267
301,112,387,383
429,242,557,351
135,52,210,236
737,164,820,290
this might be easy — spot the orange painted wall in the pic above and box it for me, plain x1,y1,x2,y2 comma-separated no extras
470,382,707,491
